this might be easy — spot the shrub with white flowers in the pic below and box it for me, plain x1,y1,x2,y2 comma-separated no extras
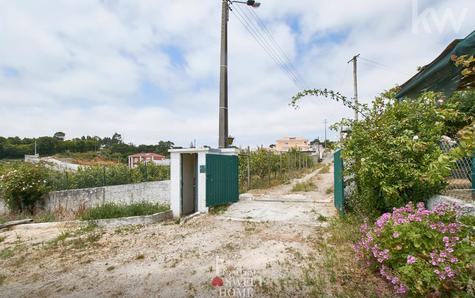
0,163,51,213
354,202,475,296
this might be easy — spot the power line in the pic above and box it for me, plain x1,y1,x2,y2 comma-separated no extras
246,7,308,88
231,9,299,87
337,62,350,92
359,56,410,76
229,3,305,89
231,4,302,87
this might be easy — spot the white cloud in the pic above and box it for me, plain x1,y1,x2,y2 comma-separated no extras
0,0,473,147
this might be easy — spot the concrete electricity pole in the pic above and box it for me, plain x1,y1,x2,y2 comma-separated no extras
218,0,229,148
324,119,327,149
348,54,360,121
218,0,261,148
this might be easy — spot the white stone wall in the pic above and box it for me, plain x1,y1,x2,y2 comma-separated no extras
0,181,170,215
46,181,170,214
427,195,475,215
0,199,6,215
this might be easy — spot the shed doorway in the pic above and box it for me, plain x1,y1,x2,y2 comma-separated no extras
181,153,198,216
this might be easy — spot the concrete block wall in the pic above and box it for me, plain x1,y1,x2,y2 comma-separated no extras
47,181,170,214
0,199,6,215
0,181,170,215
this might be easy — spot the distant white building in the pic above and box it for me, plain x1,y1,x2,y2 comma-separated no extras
275,137,311,152
128,153,168,168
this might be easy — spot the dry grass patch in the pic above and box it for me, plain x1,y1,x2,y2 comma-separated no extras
302,216,393,297
319,164,331,174
46,223,103,251
291,181,316,192
0,274,6,285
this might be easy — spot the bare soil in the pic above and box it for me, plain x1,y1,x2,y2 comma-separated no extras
0,164,392,297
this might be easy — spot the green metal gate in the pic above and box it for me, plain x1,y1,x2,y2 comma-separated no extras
333,149,345,215
206,154,239,207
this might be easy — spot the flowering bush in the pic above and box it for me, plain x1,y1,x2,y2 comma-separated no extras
0,163,51,213
293,87,475,216
354,202,475,296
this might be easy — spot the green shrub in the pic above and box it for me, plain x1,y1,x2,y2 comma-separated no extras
338,91,474,215
354,202,475,296
80,202,169,220
0,163,51,213
132,162,170,183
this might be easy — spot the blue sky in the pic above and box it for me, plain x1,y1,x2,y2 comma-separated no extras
0,0,473,147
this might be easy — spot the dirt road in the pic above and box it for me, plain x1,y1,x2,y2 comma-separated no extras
0,165,336,298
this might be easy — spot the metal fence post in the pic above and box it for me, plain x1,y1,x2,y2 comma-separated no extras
472,151,475,200
65,170,69,189
145,161,148,181
102,166,106,186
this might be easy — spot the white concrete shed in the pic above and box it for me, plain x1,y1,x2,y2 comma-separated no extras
169,148,239,218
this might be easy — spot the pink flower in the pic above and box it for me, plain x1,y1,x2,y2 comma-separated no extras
407,255,416,264
416,202,425,209
391,277,399,285
392,232,400,238
359,223,369,233
396,284,408,294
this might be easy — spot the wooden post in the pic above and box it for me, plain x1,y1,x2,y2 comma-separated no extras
247,148,251,190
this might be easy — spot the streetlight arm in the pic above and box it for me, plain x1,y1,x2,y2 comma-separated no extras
230,0,261,8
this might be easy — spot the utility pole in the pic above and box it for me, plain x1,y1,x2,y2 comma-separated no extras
218,0,229,148
218,0,261,148
348,54,360,121
324,119,327,149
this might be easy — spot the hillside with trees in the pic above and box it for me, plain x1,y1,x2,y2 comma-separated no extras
0,132,174,163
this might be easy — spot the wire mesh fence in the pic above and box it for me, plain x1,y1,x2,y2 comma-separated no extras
48,162,170,191
238,148,318,192
440,138,474,201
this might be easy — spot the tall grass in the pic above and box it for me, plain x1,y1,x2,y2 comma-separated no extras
79,202,169,221
291,181,316,192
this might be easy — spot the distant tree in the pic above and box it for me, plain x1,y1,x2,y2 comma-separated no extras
156,141,174,157
112,133,123,144
310,139,321,146
0,133,177,162
36,137,56,155
53,132,66,141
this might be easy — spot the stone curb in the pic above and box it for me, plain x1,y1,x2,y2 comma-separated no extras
9,210,173,230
